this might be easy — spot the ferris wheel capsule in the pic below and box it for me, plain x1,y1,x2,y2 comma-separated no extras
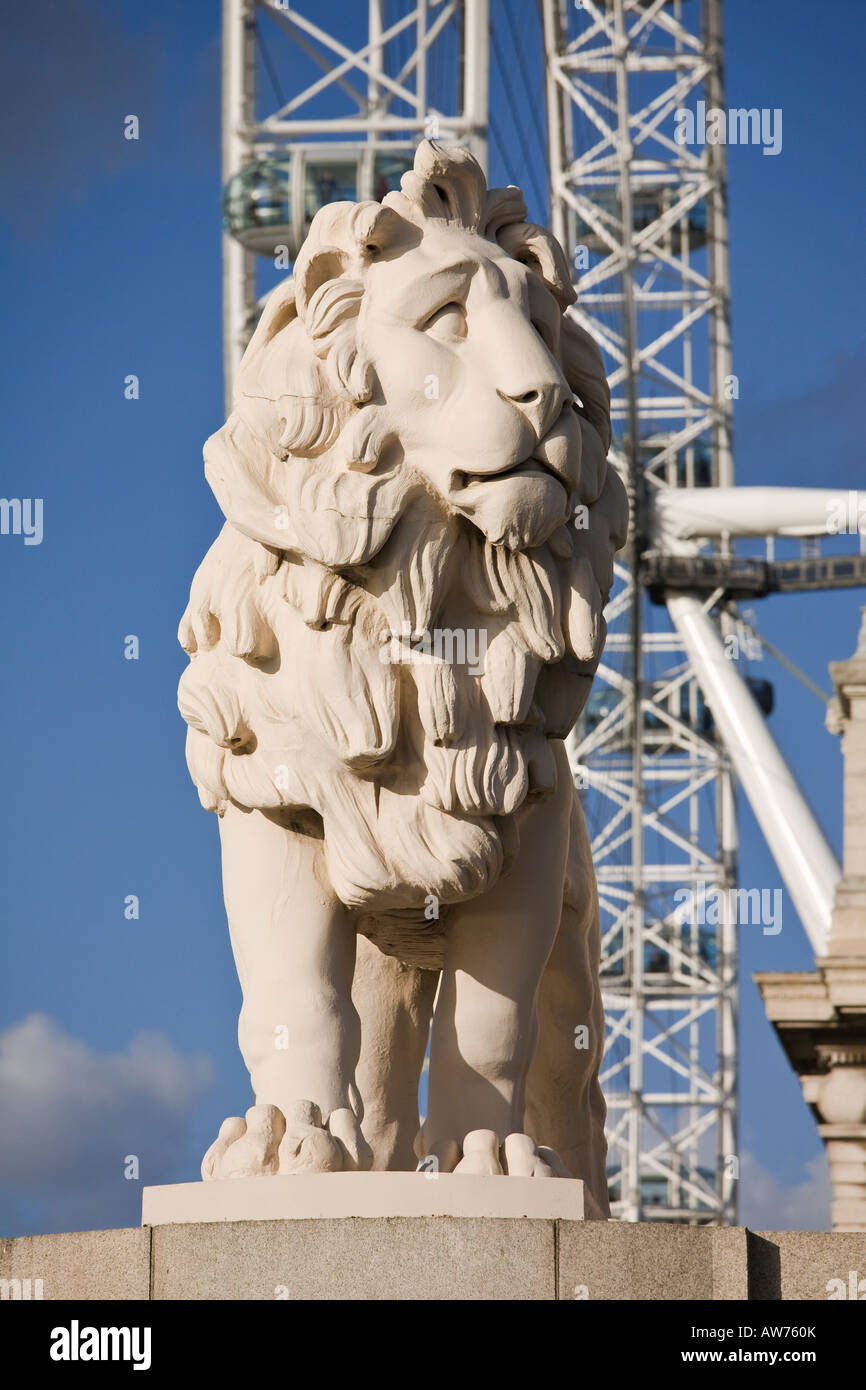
222,146,416,260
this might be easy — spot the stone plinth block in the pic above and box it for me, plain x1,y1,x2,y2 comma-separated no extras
557,1221,749,1301
142,1172,604,1226
750,1230,866,1300
4,1221,866,1299
0,1228,150,1301
151,1217,555,1301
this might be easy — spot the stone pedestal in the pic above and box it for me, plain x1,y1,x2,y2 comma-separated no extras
4,1220,866,1299
756,611,866,1232
141,1172,604,1225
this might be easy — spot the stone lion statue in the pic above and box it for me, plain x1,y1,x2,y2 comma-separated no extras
178,142,627,1208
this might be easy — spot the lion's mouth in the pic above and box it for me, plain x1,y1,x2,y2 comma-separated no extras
444,402,581,549
449,461,572,552
452,402,580,497
457,458,560,493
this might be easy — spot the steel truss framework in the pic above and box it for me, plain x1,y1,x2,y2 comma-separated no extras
222,0,489,404
544,0,737,1222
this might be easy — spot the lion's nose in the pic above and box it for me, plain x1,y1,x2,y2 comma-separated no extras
498,378,568,441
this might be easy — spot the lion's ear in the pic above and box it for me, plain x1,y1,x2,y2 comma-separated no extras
291,203,408,408
295,246,352,322
496,221,576,311
294,201,408,319
484,186,528,238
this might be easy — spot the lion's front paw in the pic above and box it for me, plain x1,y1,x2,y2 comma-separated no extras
453,1129,503,1175
440,1129,570,1178
502,1133,570,1177
278,1100,372,1173
202,1104,285,1179
201,1100,373,1179
276,1101,344,1173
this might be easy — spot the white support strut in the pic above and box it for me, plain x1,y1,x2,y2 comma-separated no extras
666,593,840,957
652,486,866,550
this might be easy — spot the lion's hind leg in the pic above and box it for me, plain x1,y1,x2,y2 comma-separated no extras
352,930,439,1171
420,742,573,1170
525,790,610,1214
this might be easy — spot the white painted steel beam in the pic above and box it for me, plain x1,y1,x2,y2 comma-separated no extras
652,486,866,550
667,593,840,956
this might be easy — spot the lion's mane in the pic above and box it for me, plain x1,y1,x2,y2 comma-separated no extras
178,143,627,957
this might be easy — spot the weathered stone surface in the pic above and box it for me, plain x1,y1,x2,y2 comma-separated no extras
151,1217,555,1301
710,1227,751,1301
142,1172,602,1226
750,1230,866,1301
557,1222,748,1301
3,1220,865,1300
0,1228,150,1301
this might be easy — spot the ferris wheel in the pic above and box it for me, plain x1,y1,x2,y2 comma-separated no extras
219,0,866,1224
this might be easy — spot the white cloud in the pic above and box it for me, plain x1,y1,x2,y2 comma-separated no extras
0,1013,212,1235
738,1149,831,1231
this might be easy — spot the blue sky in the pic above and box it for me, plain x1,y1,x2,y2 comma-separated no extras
0,0,863,1235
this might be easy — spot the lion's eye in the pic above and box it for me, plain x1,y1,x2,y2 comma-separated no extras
421,302,467,340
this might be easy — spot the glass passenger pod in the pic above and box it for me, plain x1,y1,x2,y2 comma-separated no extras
222,149,415,260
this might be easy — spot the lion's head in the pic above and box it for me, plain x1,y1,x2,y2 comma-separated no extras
178,142,627,947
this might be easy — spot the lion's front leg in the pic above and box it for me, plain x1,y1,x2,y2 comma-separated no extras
420,742,573,1175
202,802,372,1178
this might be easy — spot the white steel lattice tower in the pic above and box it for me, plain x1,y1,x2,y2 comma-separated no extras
221,0,489,407
542,0,738,1222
